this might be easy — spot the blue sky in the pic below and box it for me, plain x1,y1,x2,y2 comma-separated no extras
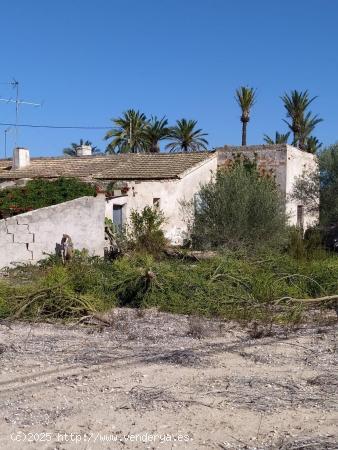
0,0,337,157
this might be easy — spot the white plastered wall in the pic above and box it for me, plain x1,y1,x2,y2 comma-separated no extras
105,155,218,244
285,145,319,228
0,195,106,268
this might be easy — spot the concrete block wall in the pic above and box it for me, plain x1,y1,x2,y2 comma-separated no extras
0,195,106,268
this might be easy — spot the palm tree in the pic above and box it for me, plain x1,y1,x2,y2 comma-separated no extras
263,131,290,145
281,90,317,147
297,112,323,150
165,119,208,152
104,109,148,154
235,86,256,146
305,136,322,154
144,116,170,153
63,139,100,156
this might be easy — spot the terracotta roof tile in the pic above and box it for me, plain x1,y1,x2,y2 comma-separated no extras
0,152,214,181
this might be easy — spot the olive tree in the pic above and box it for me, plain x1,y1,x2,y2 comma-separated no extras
191,163,286,250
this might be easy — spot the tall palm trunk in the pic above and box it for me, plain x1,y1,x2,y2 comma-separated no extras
149,142,160,153
235,87,256,147
292,126,300,148
293,132,297,147
241,120,247,146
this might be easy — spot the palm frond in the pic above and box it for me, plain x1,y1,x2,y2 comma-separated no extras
165,119,208,152
305,136,322,154
104,109,148,153
281,90,322,151
144,116,170,153
263,131,290,145
63,139,100,156
235,86,256,121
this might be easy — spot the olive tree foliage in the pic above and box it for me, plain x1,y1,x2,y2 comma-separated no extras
291,143,338,226
190,163,287,250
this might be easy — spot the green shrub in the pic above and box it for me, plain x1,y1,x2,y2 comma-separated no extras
129,206,167,254
286,226,327,260
0,282,12,318
0,178,96,218
105,218,129,256
192,163,287,251
286,227,307,260
304,226,325,257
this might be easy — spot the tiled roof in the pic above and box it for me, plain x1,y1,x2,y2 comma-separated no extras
0,152,214,181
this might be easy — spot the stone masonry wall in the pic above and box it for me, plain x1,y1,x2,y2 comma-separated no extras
216,144,287,195
0,195,106,268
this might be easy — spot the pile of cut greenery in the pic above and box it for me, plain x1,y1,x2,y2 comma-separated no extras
1,251,337,324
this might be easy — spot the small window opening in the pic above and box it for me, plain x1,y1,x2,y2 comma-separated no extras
153,198,160,209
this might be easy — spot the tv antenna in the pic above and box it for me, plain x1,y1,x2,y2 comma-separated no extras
0,79,42,148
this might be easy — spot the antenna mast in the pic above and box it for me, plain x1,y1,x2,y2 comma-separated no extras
0,79,41,148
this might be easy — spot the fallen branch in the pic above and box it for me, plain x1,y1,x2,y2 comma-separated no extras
72,313,113,327
91,313,114,326
275,294,338,305
163,249,218,261
10,283,99,320
276,273,325,293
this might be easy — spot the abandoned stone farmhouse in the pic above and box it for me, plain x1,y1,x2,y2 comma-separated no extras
0,143,318,267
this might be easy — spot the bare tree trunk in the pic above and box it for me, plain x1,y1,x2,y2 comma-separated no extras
241,121,247,146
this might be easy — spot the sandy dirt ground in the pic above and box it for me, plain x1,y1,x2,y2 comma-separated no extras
0,309,337,450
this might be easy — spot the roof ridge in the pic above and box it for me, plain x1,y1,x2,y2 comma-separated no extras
0,151,213,181
0,150,213,163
